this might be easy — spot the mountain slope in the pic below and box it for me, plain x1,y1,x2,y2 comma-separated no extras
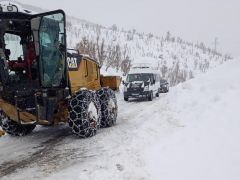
5,1,233,86
67,21,232,85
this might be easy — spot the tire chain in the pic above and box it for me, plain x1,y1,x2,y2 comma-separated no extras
0,109,35,136
97,88,118,128
68,89,101,138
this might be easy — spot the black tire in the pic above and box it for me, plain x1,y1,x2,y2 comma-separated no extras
97,88,118,128
124,97,128,101
148,91,153,101
0,110,36,136
166,87,169,93
68,89,101,138
156,92,159,97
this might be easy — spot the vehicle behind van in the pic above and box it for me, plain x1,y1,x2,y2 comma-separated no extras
123,68,161,101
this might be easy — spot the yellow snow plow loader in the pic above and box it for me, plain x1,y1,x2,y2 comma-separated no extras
0,2,118,137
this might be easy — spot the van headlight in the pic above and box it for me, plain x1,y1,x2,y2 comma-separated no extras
144,86,149,91
124,86,128,92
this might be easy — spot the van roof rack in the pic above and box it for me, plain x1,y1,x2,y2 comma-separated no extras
132,63,152,69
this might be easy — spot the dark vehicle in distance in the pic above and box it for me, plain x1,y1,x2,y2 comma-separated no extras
123,68,161,101
160,79,169,93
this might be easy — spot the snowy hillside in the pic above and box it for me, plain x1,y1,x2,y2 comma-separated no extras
67,21,232,85
3,1,233,86
0,58,239,180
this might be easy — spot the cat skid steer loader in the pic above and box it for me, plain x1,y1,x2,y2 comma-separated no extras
0,2,118,137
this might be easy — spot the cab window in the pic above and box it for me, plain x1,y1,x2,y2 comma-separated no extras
4,33,23,60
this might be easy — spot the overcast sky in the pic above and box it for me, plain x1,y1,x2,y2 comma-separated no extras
5,0,240,57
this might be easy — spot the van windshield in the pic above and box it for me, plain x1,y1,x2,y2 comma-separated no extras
127,73,153,82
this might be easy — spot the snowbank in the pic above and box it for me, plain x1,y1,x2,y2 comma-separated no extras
146,59,240,180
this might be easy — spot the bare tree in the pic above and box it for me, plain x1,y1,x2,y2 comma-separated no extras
96,32,106,67
121,56,132,76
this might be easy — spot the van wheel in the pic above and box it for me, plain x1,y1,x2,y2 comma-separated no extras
97,88,118,128
156,92,159,97
68,89,101,138
148,91,153,101
124,97,128,101
166,87,169,93
0,110,35,136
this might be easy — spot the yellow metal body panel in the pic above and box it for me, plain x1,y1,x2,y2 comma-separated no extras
0,99,37,123
0,99,68,124
101,76,121,91
68,57,101,94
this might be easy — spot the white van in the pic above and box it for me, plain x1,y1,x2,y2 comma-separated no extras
123,67,161,101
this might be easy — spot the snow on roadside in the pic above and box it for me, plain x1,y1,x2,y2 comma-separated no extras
146,59,240,180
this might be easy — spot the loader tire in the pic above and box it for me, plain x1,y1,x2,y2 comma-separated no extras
0,110,35,136
68,89,101,138
97,88,118,128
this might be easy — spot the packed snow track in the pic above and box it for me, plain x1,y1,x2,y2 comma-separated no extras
0,93,174,180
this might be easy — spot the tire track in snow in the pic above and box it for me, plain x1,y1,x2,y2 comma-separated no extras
0,93,176,179
0,130,70,177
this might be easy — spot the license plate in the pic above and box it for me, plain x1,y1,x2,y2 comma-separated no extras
132,93,139,96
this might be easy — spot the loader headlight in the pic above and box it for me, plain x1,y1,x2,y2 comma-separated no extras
144,86,149,91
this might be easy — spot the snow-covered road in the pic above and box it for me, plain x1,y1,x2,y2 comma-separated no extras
0,60,240,180
0,92,176,180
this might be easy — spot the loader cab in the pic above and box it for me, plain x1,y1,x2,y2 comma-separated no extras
0,3,68,123
0,7,67,88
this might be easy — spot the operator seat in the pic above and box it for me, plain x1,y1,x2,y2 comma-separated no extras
8,41,36,71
